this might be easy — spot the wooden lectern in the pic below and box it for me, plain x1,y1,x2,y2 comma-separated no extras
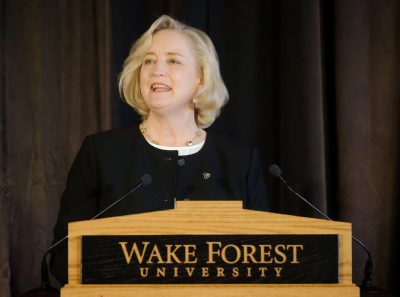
61,201,359,297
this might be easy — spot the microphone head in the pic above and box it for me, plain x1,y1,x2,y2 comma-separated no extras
269,164,282,177
141,174,152,186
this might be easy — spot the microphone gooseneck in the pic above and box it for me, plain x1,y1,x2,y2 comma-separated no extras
90,174,152,220
141,174,152,186
269,164,376,291
20,174,152,297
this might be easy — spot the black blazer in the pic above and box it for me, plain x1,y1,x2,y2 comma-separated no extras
50,126,270,283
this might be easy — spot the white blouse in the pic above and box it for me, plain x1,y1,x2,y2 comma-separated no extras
145,139,206,156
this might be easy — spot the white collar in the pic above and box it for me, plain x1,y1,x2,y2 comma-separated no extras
145,139,205,156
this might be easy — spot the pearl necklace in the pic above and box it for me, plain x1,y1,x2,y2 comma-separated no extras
139,122,203,146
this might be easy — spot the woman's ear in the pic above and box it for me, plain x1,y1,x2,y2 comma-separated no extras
197,75,204,92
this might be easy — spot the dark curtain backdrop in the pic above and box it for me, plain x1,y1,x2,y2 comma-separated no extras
0,0,111,296
1,0,399,296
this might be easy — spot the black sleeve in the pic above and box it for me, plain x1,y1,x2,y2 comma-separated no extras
244,147,271,211
50,136,99,285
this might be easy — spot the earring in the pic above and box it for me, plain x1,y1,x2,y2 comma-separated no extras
192,97,198,108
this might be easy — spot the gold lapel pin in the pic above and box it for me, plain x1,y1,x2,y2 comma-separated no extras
202,172,211,180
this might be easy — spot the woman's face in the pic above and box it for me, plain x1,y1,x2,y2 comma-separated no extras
139,29,202,116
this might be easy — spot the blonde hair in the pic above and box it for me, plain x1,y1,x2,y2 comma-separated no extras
118,15,229,128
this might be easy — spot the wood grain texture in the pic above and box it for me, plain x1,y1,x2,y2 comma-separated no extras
64,201,358,297
62,284,359,297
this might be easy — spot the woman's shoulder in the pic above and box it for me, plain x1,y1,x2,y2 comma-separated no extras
86,126,140,143
77,126,142,156
206,131,254,156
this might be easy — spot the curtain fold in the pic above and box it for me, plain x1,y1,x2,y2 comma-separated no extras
334,0,400,287
1,0,11,295
277,0,329,216
1,0,111,295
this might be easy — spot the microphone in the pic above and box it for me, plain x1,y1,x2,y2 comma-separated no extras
269,164,381,292
20,174,152,297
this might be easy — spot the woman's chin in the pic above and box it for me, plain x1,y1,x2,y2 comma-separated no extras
146,101,171,112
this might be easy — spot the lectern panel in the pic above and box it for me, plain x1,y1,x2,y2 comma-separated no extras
63,201,359,297
81,234,338,284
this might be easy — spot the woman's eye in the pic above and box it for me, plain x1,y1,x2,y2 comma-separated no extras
169,58,180,64
143,59,154,65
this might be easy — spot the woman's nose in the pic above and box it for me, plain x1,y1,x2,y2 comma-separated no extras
152,61,167,77
153,70,166,76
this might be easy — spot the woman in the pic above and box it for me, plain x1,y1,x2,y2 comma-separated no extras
50,15,270,284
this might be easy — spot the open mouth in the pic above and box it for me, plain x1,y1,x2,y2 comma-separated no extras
151,83,172,92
